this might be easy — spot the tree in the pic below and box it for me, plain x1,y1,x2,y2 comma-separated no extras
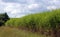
0,13,10,26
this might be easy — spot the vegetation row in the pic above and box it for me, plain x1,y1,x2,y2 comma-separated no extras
5,9,60,37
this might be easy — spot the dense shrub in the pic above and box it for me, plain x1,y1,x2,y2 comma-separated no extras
0,13,10,26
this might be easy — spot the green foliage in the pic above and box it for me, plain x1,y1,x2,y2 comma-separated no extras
0,13,10,26
6,9,60,32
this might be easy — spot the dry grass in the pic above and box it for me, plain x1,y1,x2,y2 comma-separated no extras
0,26,47,37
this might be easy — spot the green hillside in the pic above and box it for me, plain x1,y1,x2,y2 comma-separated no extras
5,9,60,37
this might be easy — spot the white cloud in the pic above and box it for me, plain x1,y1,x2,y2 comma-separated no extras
27,3,40,9
11,10,20,14
0,0,60,18
2,1,41,17
0,2,25,17
0,0,2,3
26,0,35,4
10,14,25,18
4,3,21,11
51,0,59,2
49,0,60,4
47,6,57,10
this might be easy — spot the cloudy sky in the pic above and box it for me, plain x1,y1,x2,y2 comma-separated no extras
0,0,60,18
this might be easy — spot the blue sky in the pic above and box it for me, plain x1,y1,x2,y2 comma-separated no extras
0,0,60,18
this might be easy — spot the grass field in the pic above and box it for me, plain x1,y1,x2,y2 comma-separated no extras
6,9,60,32
1,9,60,37
0,26,48,37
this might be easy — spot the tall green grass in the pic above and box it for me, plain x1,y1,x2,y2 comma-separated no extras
5,9,60,33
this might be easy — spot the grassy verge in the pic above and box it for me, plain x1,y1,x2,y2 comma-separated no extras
0,26,48,37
